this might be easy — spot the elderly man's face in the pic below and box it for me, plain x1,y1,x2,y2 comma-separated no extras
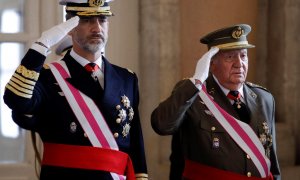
210,49,248,90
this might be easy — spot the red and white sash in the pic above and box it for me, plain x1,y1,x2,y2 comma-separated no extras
49,61,125,180
199,85,271,178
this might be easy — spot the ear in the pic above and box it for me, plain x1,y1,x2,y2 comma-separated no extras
210,58,217,71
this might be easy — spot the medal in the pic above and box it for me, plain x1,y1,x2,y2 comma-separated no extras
121,95,131,108
128,107,134,121
118,109,127,122
114,95,135,137
260,121,273,158
122,123,131,137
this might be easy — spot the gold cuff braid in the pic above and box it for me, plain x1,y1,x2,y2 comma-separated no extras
136,173,148,180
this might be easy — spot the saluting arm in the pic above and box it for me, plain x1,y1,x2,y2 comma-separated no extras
151,80,199,135
3,17,79,113
151,47,219,135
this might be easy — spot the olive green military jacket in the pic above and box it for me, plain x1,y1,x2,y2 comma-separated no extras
151,75,281,180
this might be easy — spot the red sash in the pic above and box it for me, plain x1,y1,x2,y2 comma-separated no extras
183,159,273,180
48,61,134,180
198,85,270,177
42,143,135,180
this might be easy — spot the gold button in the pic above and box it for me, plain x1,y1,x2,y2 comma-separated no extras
246,154,251,159
114,133,119,138
84,133,88,137
116,118,121,124
247,172,251,177
211,127,216,131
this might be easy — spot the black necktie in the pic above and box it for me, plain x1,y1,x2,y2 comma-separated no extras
227,91,250,124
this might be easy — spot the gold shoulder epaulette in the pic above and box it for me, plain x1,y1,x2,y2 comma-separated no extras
43,64,50,69
246,82,269,91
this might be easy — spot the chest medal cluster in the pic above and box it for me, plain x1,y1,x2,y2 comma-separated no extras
116,95,134,137
259,122,273,158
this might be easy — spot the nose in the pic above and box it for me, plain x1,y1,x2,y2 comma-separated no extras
233,55,243,67
91,18,102,32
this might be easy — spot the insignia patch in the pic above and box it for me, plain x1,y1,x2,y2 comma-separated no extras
70,122,77,133
208,88,215,95
212,137,220,148
246,82,269,92
89,0,104,7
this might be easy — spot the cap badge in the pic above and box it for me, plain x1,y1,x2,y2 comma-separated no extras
232,26,244,39
89,0,105,7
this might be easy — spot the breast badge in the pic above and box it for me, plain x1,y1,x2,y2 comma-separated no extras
115,95,134,137
70,122,77,133
259,122,273,158
212,137,220,148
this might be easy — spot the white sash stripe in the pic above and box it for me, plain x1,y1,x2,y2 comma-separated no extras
49,62,118,149
84,96,119,149
49,63,102,147
199,86,270,177
49,62,122,180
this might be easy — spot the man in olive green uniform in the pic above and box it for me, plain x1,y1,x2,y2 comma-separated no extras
151,24,280,180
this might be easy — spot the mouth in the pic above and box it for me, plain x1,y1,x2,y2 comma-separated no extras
232,71,244,77
89,34,104,41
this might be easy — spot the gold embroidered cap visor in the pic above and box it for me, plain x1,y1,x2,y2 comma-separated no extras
200,24,255,50
59,0,114,16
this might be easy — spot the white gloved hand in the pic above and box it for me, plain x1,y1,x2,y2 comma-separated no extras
37,16,79,48
191,47,219,89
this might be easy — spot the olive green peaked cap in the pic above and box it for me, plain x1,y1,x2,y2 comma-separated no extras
200,24,255,50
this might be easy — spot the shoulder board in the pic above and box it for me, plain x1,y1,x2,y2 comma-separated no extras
127,68,134,74
246,82,269,92
43,64,50,69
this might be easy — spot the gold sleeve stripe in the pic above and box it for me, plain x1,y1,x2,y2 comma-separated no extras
13,73,36,85
8,80,33,95
16,65,40,81
5,84,32,99
136,178,148,180
135,173,148,178
11,77,34,90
